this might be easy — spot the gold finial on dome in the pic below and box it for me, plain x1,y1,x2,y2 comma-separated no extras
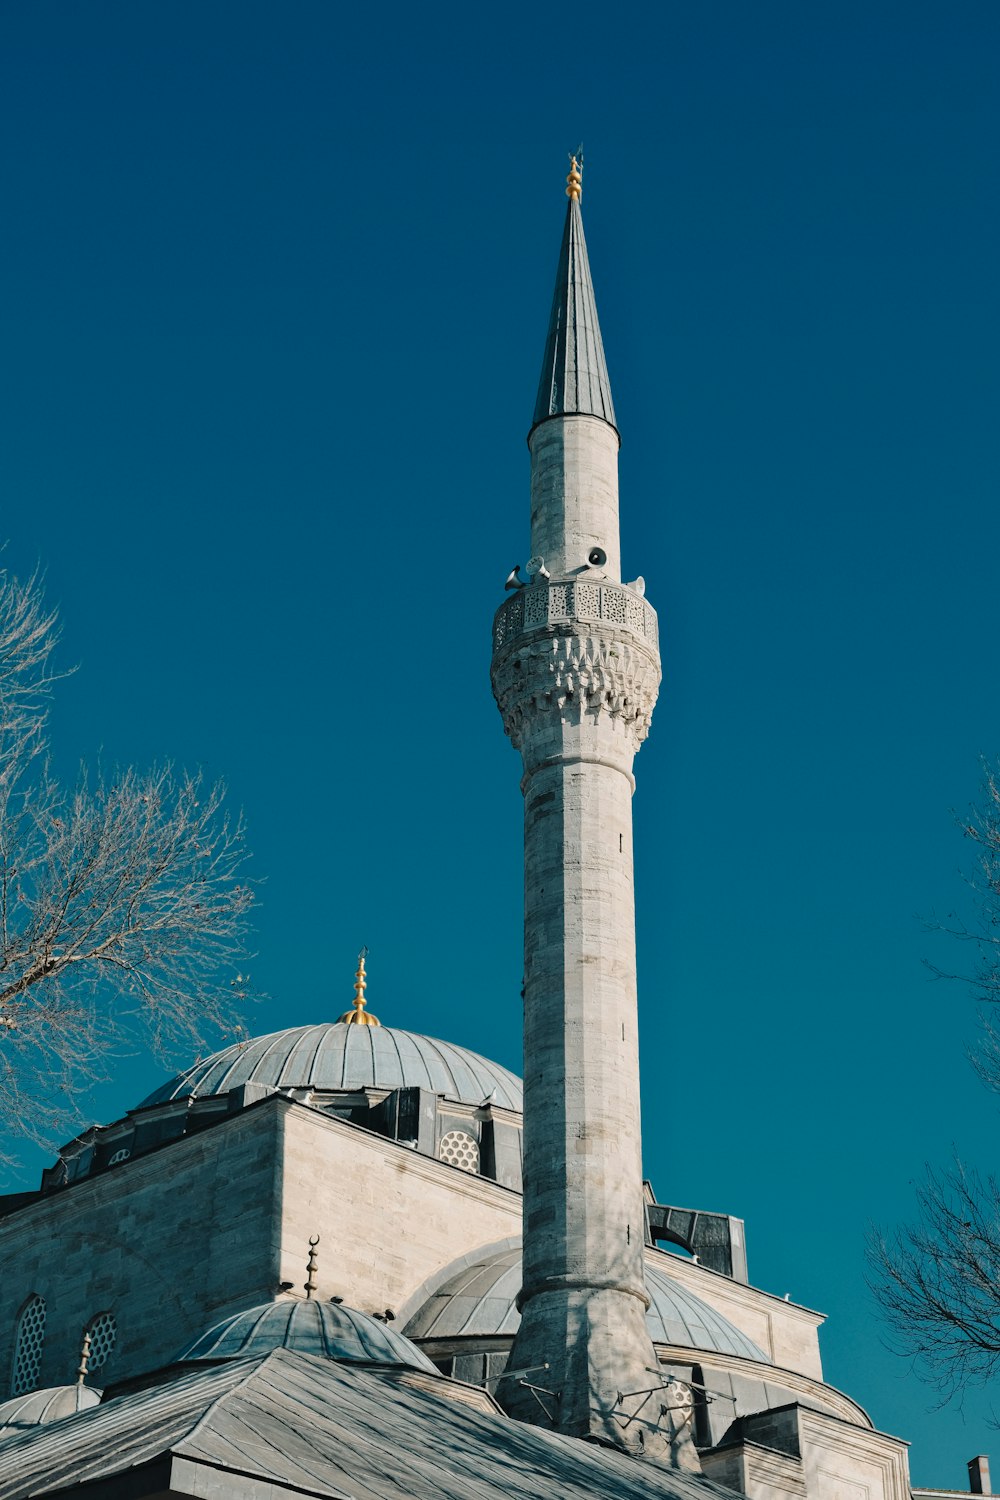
337,945,381,1026
566,151,583,202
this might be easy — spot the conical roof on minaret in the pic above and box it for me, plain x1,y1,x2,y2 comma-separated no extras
531,158,617,437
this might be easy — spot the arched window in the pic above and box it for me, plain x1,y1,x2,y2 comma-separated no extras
85,1311,117,1373
11,1295,46,1396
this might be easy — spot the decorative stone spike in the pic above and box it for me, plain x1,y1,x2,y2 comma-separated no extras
304,1235,320,1299
76,1328,92,1386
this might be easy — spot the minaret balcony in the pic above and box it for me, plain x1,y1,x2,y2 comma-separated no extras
491,580,661,760
492,580,658,658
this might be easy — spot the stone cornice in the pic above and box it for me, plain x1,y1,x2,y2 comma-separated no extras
492,628,661,754
652,1345,872,1429
798,1405,911,1456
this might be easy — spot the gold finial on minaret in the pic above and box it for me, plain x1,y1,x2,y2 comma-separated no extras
76,1328,92,1386
566,151,583,202
304,1235,320,1299
337,945,381,1026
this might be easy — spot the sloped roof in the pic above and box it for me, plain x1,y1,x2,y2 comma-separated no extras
141,1022,523,1112
532,196,617,435
0,1349,732,1500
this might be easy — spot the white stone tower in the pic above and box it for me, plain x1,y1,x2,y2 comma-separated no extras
491,160,674,1457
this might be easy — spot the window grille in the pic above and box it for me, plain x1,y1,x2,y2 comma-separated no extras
86,1311,117,1372
438,1129,479,1174
11,1296,46,1396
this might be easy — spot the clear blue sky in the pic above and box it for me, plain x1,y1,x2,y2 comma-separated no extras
2,1,998,1484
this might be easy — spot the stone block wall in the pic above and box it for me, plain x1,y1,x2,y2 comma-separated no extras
702,1405,912,1500
648,1248,826,1379
277,1104,522,1316
0,1099,284,1392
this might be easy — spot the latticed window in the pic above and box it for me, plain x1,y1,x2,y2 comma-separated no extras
86,1311,117,1372
11,1295,46,1396
438,1129,479,1174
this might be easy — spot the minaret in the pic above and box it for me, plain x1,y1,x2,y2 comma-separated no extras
491,161,680,1459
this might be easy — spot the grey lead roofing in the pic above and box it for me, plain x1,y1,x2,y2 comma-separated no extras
404,1244,768,1363
532,196,617,434
140,1022,523,1112
0,1386,100,1438
0,1349,736,1500
174,1296,438,1374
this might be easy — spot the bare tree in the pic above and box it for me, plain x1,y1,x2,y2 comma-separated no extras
0,562,255,1146
868,1163,1000,1399
868,763,1000,1400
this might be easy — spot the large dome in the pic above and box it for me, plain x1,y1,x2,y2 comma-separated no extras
174,1298,438,1374
141,1023,523,1112
404,1241,768,1363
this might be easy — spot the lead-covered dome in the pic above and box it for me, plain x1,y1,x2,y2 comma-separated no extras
404,1242,768,1362
141,1023,523,1112
0,1385,101,1437
174,1298,438,1374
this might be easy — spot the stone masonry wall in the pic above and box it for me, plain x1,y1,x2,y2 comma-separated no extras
0,1099,284,1392
277,1105,521,1316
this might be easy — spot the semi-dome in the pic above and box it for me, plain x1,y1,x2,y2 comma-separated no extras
0,1384,101,1437
141,1022,523,1112
404,1242,768,1363
174,1298,438,1374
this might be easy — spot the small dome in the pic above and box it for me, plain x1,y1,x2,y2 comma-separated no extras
174,1298,438,1375
0,1384,101,1437
404,1242,769,1363
141,1023,522,1113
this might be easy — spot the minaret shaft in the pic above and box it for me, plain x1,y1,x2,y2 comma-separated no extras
530,416,621,581
521,753,641,1291
494,515,662,1453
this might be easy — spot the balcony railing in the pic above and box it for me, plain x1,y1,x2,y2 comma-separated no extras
492,580,659,655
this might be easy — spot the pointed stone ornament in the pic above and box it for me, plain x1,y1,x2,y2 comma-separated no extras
532,156,617,436
304,1236,320,1300
76,1328,92,1386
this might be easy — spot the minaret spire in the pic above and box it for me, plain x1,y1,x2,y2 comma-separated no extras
532,155,617,436
491,163,689,1463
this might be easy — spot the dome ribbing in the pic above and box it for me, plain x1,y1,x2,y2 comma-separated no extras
174,1299,438,1374
140,1023,523,1112
0,1385,101,1437
404,1243,769,1363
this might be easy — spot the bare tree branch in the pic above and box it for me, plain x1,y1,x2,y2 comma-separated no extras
923,762,1000,1025
868,1162,1000,1398
0,562,257,1149
868,761,1000,1399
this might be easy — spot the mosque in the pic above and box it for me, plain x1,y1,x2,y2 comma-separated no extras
0,160,979,1499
